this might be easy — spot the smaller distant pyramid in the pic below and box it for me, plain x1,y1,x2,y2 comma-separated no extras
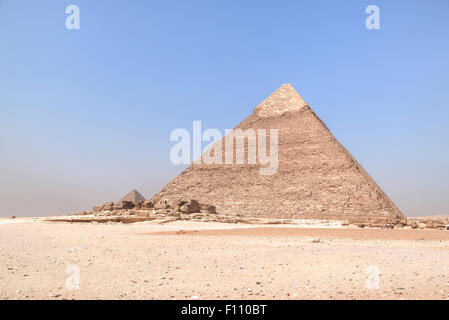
117,189,146,204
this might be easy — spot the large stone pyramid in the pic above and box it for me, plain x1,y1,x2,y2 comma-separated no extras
152,84,406,223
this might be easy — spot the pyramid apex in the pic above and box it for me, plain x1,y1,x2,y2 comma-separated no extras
253,83,308,117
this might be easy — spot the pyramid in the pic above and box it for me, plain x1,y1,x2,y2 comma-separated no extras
151,84,406,223
117,189,146,204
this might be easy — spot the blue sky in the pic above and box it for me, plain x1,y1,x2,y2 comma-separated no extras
1,0,448,217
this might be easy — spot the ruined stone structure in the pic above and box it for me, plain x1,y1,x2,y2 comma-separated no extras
151,84,406,224
90,189,216,218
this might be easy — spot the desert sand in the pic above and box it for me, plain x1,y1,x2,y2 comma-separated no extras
1,218,449,300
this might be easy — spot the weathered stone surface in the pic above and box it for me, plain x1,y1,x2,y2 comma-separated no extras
189,200,201,212
136,210,150,217
168,211,181,217
121,210,136,216
97,211,113,216
426,221,446,229
171,201,188,212
134,201,144,210
179,200,201,214
155,208,170,215
113,202,123,210
102,202,114,211
368,222,385,228
93,206,103,213
201,204,217,214
143,200,154,209
121,201,135,210
155,199,171,210
151,84,406,224
409,221,418,229
179,204,192,214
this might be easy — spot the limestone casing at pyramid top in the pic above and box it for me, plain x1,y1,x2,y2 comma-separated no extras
253,83,309,118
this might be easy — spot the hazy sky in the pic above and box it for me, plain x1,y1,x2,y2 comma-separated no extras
1,0,448,217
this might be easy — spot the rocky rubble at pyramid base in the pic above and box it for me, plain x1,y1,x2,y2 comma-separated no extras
67,207,446,230
406,216,449,230
65,197,448,229
67,199,256,224
86,199,214,218
56,208,449,230
91,199,216,214
62,198,445,229
66,198,292,224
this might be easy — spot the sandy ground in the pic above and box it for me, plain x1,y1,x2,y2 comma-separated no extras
1,219,449,300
